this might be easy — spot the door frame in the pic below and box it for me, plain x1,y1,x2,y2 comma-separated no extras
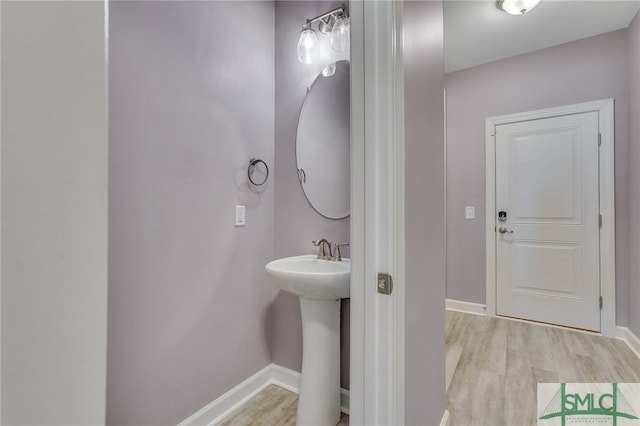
350,0,405,424
485,98,616,337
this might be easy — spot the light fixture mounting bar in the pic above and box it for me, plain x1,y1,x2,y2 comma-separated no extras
306,4,348,26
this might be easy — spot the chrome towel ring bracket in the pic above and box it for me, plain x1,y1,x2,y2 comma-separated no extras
248,158,269,187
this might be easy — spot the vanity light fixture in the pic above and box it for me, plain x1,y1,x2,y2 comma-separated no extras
330,13,350,52
321,63,336,77
297,4,349,64
497,0,541,15
297,24,319,64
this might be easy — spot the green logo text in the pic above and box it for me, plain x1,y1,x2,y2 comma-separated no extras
539,383,639,426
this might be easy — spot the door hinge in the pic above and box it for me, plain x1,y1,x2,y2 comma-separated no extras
599,214,602,228
599,296,603,309
598,133,602,146
377,273,393,295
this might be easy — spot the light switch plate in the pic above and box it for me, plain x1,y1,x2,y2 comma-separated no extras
465,206,475,219
235,205,246,227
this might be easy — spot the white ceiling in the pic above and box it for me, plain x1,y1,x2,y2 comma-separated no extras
444,0,640,73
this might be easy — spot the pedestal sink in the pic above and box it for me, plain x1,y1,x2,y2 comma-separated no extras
265,255,350,426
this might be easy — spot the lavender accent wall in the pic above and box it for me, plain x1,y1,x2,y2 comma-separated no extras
628,11,640,337
273,1,351,389
403,1,447,424
445,30,630,325
108,2,275,424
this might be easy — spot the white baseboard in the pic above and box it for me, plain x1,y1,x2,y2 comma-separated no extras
440,409,450,426
340,388,350,415
446,298,486,316
178,365,273,426
616,326,640,360
179,363,350,425
269,364,300,394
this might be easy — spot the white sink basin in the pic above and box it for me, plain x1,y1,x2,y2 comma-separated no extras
265,254,350,424
265,254,350,300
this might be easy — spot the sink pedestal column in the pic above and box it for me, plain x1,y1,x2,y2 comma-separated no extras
297,297,341,426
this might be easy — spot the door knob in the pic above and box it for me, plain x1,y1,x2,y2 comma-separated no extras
498,227,514,234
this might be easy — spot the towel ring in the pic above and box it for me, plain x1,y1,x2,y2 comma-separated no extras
248,158,269,186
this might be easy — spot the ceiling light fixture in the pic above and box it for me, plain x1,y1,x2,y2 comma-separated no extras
297,4,349,64
497,0,541,15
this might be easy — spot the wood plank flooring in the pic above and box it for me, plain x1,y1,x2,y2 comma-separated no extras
218,312,640,425
217,384,348,426
446,311,640,426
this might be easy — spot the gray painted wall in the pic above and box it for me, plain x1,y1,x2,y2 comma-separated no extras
444,30,630,325
1,1,108,423
107,2,275,424
628,12,640,337
273,1,351,389
403,1,447,424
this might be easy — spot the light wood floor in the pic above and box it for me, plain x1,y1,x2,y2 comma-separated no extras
446,311,640,426
218,312,640,425
217,384,348,426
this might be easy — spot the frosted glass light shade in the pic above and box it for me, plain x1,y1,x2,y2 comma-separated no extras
497,0,541,15
330,15,350,52
321,63,336,77
297,27,319,64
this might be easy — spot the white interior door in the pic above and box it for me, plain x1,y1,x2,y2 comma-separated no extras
495,111,601,331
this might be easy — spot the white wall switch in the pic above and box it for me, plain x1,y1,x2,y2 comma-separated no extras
235,205,246,227
465,206,475,219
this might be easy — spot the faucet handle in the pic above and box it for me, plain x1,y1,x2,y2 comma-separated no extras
312,240,322,257
334,242,350,261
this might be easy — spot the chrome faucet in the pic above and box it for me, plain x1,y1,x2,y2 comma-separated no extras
312,239,333,260
312,239,349,261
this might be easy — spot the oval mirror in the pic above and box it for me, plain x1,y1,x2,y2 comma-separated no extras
296,60,350,220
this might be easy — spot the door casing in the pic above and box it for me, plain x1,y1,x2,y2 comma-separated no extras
350,1,406,424
485,99,616,337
